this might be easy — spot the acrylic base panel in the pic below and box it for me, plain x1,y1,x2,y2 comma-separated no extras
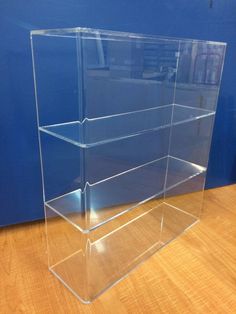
31,27,226,303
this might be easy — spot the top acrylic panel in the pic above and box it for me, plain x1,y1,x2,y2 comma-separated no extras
31,28,226,147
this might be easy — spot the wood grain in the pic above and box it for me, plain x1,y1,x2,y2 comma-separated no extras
1,185,236,313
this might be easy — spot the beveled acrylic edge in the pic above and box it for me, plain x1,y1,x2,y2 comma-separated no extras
30,27,227,46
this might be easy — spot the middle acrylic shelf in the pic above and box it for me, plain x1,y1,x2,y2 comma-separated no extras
39,103,215,147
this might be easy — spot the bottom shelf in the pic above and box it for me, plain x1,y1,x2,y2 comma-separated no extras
46,201,198,303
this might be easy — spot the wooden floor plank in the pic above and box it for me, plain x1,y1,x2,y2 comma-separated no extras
1,185,236,313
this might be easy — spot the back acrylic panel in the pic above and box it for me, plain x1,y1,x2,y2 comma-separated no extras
31,28,226,303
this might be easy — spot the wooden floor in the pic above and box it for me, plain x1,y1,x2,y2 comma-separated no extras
1,185,236,313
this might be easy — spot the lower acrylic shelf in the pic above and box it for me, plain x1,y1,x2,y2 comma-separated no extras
46,201,198,303
45,156,205,231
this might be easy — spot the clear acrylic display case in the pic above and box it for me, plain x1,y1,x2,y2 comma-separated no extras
31,28,226,303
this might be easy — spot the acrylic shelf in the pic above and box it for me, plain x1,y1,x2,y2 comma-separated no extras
39,104,215,147
31,27,226,303
45,156,206,232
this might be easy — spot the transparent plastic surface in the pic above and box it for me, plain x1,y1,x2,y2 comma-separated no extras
31,27,226,303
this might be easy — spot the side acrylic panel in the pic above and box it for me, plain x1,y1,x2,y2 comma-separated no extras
164,40,226,225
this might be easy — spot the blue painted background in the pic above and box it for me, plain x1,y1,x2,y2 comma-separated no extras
1,0,236,226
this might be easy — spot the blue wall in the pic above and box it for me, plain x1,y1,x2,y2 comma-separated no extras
1,1,236,226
